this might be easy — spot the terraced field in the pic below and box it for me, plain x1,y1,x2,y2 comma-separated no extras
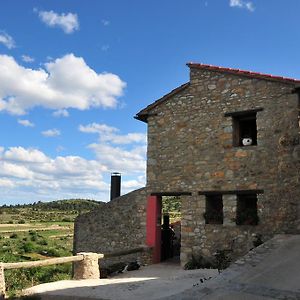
0,199,103,298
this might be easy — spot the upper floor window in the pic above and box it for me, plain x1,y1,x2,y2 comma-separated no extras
225,108,263,147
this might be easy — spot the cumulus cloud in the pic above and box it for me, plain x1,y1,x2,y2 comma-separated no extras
52,109,69,117
79,123,146,145
88,143,146,174
21,55,35,63
229,0,255,11
0,32,15,49
101,45,110,52
42,128,60,137
18,119,35,127
0,121,147,203
37,10,79,34
0,53,126,115
101,19,110,26
79,123,146,175
0,146,110,202
79,124,147,184
2,147,48,163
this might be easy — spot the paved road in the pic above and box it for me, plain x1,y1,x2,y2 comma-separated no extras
24,234,300,300
167,234,300,300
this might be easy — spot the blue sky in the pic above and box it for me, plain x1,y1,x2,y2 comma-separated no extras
0,0,299,204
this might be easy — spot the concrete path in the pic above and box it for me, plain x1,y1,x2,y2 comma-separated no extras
167,234,300,299
24,234,300,300
24,261,218,300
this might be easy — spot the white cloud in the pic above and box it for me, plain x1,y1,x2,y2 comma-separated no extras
37,10,79,34
18,119,35,127
101,19,110,26
52,109,69,117
79,122,147,175
56,145,65,152
0,32,15,49
0,146,110,203
101,45,110,52
21,55,35,63
0,53,126,115
229,0,255,11
42,129,60,137
0,122,147,203
2,147,48,163
0,178,15,188
88,143,146,174
79,123,146,145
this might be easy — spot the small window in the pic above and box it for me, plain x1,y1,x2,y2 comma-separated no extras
204,194,223,224
233,113,257,147
236,194,258,225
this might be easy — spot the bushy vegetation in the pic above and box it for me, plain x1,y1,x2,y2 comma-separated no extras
184,250,232,272
0,199,104,224
1,228,73,297
162,196,181,222
0,199,104,298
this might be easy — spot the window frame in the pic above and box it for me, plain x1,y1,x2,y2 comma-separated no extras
224,108,263,148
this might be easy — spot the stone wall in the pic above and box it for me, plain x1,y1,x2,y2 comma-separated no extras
146,67,300,264
74,66,300,268
74,188,150,269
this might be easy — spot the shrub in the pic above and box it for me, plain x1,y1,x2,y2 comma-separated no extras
18,219,26,224
37,238,48,246
22,242,35,253
184,254,214,270
10,233,18,239
213,250,232,270
184,250,232,271
253,234,263,248
62,217,72,222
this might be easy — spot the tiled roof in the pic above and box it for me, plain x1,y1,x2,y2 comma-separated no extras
187,63,300,84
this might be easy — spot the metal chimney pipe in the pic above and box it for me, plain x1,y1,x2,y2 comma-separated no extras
110,172,121,200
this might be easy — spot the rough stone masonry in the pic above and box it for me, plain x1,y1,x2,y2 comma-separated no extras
74,63,300,268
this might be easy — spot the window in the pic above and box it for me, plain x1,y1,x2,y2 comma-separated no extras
236,194,258,225
204,194,223,224
224,108,263,147
233,113,257,147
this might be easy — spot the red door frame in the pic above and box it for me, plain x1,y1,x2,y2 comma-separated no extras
146,195,162,263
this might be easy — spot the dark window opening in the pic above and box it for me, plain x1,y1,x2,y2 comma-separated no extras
233,113,257,147
236,194,258,225
204,194,223,224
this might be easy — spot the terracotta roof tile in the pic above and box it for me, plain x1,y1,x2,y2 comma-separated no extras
187,63,300,84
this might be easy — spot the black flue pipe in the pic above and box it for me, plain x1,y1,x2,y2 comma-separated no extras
110,172,121,200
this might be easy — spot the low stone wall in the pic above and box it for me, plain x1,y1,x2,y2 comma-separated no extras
74,188,150,270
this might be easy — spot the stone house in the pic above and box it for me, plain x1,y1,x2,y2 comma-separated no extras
74,63,300,267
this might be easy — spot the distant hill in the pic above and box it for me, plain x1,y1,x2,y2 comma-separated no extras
0,199,106,224
0,199,105,210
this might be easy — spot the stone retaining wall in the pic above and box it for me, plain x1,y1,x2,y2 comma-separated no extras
74,188,150,269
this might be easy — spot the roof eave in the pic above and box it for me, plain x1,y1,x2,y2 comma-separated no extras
187,63,300,85
135,82,190,123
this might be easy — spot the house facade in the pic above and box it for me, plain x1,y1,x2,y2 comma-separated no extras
74,63,300,267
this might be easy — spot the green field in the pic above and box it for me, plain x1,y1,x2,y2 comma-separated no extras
0,199,104,298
